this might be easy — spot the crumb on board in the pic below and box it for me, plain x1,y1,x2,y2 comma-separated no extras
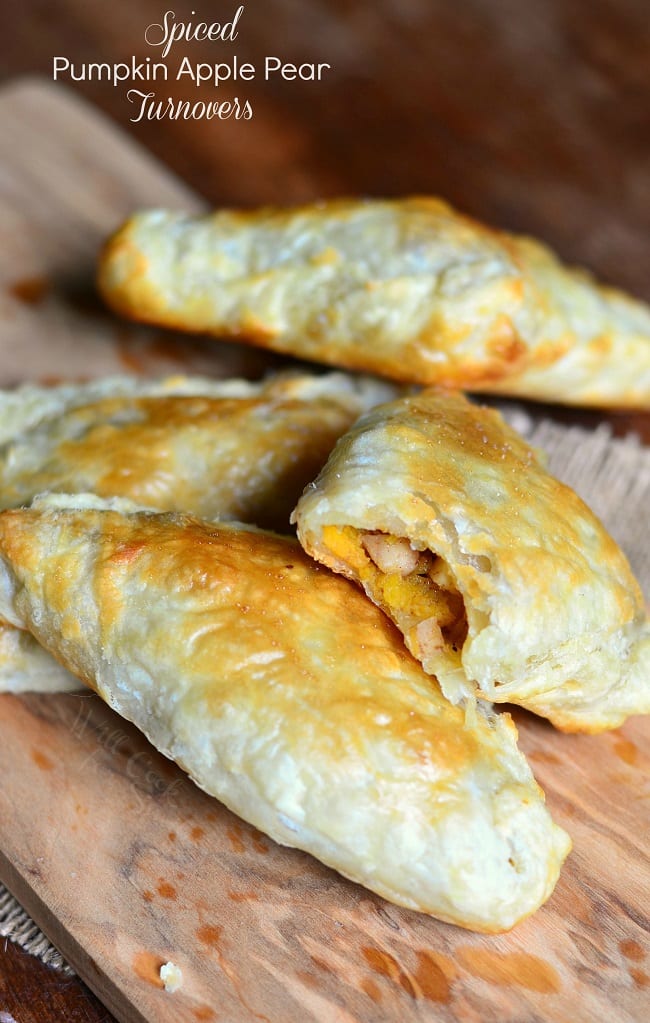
160,960,183,993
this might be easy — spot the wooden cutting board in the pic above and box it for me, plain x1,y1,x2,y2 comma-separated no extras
0,77,648,1023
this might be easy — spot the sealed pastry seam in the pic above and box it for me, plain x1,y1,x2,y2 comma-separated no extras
0,494,571,931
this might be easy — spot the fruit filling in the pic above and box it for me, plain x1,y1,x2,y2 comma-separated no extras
321,525,468,665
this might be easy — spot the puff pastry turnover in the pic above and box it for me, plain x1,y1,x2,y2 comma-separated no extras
0,371,394,528
98,198,650,408
0,371,394,693
294,389,650,732
0,494,570,931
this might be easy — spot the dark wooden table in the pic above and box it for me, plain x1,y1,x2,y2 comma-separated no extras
1,1,649,1019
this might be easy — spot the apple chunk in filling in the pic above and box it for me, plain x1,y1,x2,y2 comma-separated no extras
321,525,468,675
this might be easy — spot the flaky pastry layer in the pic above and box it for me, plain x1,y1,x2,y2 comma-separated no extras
0,622,82,692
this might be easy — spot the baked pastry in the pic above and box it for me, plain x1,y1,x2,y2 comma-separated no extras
0,493,571,931
0,371,394,694
0,371,394,528
293,388,650,732
0,374,178,446
0,622,80,693
98,198,650,408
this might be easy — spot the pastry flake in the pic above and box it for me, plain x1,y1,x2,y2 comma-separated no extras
98,198,650,408
293,388,649,732
0,494,571,932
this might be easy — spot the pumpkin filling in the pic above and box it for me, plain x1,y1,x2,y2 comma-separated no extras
321,525,468,669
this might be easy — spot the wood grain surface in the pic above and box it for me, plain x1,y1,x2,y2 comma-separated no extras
1,690,649,1023
0,1,649,1018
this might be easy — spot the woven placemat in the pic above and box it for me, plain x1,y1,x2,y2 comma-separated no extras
1,411,649,975
0,883,74,975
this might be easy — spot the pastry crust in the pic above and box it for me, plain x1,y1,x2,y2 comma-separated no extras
0,371,394,529
0,623,81,692
98,198,650,408
293,388,650,732
0,494,570,932
0,371,394,694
